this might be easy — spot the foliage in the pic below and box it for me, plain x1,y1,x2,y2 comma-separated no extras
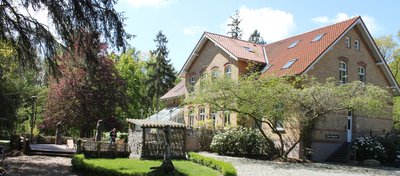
72,154,220,176
248,30,266,44
210,127,276,156
377,133,400,162
0,0,131,74
375,34,399,63
147,31,177,111
352,136,387,162
186,73,391,159
41,33,126,137
188,152,237,176
113,48,152,119
227,10,243,39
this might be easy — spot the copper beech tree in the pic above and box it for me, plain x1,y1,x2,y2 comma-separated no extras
186,73,391,159
41,33,126,137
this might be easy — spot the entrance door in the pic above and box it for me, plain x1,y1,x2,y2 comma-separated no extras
347,111,353,142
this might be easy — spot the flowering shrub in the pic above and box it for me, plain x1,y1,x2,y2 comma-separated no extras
210,127,276,156
353,136,387,162
378,133,400,162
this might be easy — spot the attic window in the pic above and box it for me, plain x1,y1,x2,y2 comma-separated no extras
282,59,297,69
244,46,255,53
288,40,300,48
312,33,325,42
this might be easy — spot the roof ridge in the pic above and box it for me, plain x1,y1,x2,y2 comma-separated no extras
205,31,263,46
266,16,360,46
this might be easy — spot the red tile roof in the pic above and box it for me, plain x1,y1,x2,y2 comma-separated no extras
263,16,359,77
160,80,187,100
205,32,266,63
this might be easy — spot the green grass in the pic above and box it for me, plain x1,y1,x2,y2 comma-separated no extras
72,155,221,176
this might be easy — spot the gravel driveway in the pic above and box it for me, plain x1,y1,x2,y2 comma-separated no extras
199,152,400,176
3,155,76,176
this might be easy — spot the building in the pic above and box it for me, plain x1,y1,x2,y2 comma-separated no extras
160,16,400,161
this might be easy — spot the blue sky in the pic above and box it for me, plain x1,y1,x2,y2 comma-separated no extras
115,0,400,71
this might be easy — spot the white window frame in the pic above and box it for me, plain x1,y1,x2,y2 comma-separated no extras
345,36,351,48
189,108,195,127
339,61,348,84
225,65,232,78
355,40,360,51
358,66,366,83
224,111,230,126
212,68,219,80
199,107,205,121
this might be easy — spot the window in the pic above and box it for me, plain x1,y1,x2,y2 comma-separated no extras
199,107,205,121
212,68,219,80
339,61,348,84
244,46,255,53
355,40,360,51
358,66,366,83
189,107,195,127
345,37,351,48
211,110,217,127
274,102,285,132
190,76,195,84
225,65,232,78
224,111,230,126
200,73,206,89
288,40,300,48
312,33,325,42
282,59,297,69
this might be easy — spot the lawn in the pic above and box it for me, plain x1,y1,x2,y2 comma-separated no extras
73,155,221,176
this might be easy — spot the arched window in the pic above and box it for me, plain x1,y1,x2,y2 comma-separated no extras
199,107,205,121
212,68,219,80
358,66,366,83
225,65,232,78
339,61,347,84
224,111,230,126
189,107,195,127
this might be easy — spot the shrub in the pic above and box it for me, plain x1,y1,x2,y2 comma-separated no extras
378,133,400,163
210,127,276,156
352,136,387,162
188,152,237,176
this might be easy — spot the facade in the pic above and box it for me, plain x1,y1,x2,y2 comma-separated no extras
160,16,400,161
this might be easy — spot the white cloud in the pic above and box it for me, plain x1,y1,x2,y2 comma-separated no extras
223,6,296,42
123,0,177,8
183,26,207,36
311,13,380,35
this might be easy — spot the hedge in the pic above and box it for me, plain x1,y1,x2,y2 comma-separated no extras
188,152,237,176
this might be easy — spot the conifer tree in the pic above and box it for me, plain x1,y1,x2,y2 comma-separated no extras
227,10,243,39
249,29,266,44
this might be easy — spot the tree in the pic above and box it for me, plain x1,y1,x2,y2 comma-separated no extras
248,30,266,44
227,10,243,39
375,34,399,63
187,73,391,159
0,0,131,74
113,48,152,119
147,31,177,112
41,33,126,137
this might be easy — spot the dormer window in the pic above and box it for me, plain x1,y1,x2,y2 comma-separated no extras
345,37,351,48
355,40,360,51
312,33,325,42
288,40,300,48
282,59,297,69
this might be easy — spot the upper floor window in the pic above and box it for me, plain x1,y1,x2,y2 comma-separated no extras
339,61,348,84
282,59,297,69
312,33,325,42
345,37,351,48
358,66,366,83
224,111,231,126
355,40,360,51
288,40,300,49
225,65,232,78
189,107,195,127
199,107,205,121
212,68,219,80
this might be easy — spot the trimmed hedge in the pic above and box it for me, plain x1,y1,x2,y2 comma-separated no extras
188,152,237,176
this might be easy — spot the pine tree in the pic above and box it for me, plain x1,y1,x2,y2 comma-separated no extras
227,10,243,39
147,31,177,112
248,30,266,44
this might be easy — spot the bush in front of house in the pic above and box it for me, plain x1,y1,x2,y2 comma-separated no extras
210,127,276,156
353,136,387,162
378,133,400,163
188,152,237,176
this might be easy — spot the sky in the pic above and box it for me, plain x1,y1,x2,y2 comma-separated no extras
115,0,400,71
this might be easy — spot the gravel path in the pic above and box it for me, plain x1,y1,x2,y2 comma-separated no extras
199,152,400,176
3,155,76,176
